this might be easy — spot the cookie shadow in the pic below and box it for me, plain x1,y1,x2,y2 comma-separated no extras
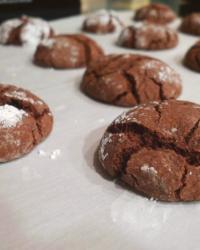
83,126,112,182
83,126,150,199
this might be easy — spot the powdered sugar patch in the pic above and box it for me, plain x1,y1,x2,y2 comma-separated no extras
0,104,27,128
99,133,113,161
0,18,22,44
141,164,158,175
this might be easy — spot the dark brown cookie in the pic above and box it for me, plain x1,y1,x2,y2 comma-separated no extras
0,84,53,162
180,13,200,36
134,3,176,24
81,54,182,107
98,100,200,202
184,40,200,72
82,10,120,34
118,23,178,50
34,34,104,69
0,16,54,46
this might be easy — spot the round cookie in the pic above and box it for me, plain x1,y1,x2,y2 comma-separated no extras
98,100,200,202
184,40,200,72
134,3,176,24
118,23,178,50
34,34,104,69
0,16,53,46
81,54,182,107
0,84,53,162
180,13,200,36
82,9,122,34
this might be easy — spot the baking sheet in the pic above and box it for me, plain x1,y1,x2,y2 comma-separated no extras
0,11,200,250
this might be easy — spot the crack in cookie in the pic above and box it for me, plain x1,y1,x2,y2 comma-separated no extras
81,54,182,107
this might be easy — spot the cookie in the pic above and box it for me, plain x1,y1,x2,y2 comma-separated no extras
184,40,200,72
0,84,53,162
98,100,200,202
34,34,104,69
118,23,178,50
134,3,176,24
0,16,53,46
82,9,122,34
180,13,200,36
81,54,182,107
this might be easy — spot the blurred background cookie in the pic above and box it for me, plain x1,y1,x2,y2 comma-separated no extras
118,23,178,50
82,9,123,34
180,13,200,36
34,34,104,69
134,3,176,24
184,40,200,72
0,16,54,46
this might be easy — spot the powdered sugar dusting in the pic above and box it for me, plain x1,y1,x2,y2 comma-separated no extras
134,24,170,49
99,133,113,161
4,90,37,104
40,38,55,48
141,164,158,175
142,60,181,84
171,127,177,133
0,104,26,128
0,18,22,44
114,106,142,125
0,16,51,46
85,9,111,26
20,17,51,46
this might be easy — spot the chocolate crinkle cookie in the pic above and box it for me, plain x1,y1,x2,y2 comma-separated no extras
81,54,182,107
134,3,176,24
0,84,53,162
98,100,200,202
34,34,104,69
0,16,53,46
118,23,178,50
82,9,123,34
180,13,200,36
184,40,200,72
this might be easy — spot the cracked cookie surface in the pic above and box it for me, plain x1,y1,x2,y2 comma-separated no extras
34,34,104,69
98,100,200,201
184,40,200,72
134,3,176,24
118,23,178,50
0,84,53,162
81,54,182,107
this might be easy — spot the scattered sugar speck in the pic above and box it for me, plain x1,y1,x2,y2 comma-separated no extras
38,149,47,157
171,127,177,133
50,149,61,160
